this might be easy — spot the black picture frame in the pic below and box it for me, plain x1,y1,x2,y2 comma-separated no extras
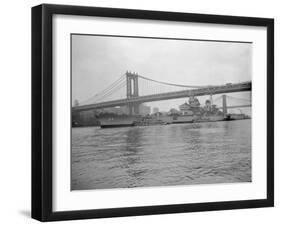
32,3,274,222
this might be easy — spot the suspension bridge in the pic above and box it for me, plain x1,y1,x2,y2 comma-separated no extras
72,71,251,115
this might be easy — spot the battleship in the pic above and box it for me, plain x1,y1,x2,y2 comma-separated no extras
98,96,250,128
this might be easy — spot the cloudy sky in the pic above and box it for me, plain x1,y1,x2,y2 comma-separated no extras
72,34,252,113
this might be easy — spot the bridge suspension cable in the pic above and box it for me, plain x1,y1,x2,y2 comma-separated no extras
80,74,126,105
95,74,125,96
225,95,251,102
92,80,126,103
138,75,207,89
212,95,222,103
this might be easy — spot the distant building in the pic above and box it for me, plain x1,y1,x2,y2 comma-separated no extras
103,106,129,115
160,111,169,116
139,104,151,116
153,107,159,114
74,99,79,107
119,106,130,115
97,105,150,116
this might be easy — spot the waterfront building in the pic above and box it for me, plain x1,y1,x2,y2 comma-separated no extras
74,99,79,107
153,107,159,114
100,106,130,115
139,104,151,116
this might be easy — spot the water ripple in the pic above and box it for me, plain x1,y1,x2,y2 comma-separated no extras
71,120,251,190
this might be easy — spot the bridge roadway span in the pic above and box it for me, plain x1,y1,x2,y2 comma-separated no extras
218,105,251,109
73,81,251,111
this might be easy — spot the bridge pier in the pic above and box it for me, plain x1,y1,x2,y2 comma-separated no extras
133,103,140,115
222,94,227,117
128,103,140,115
126,71,139,115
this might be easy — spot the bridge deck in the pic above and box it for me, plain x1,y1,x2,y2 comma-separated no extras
73,81,251,111
218,104,251,109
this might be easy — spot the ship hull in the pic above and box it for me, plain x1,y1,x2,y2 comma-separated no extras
172,115,196,124
98,114,249,128
198,115,224,122
100,124,133,128
99,116,138,128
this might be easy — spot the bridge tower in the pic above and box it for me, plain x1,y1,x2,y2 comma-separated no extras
222,94,227,117
126,71,139,115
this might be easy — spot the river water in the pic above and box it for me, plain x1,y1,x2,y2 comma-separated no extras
71,120,251,190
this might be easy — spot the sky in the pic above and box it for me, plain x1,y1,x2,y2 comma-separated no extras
72,34,252,113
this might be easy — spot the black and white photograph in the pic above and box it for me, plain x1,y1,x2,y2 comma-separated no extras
71,34,252,191
29,3,274,222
